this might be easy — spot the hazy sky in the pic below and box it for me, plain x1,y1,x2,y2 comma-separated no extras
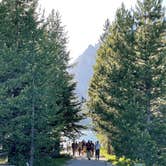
38,0,140,61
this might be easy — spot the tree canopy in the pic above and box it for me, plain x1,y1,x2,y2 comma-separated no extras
88,0,166,165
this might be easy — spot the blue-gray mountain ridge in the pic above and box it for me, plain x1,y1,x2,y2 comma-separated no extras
70,43,99,99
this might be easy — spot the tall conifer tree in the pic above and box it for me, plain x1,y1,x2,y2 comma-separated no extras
134,0,166,164
0,1,83,165
88,1,165,165
0,1,42,165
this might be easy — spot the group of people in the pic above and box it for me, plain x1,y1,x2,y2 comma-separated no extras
71,140,100,160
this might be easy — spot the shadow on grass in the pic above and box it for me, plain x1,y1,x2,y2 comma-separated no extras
35,154,71,166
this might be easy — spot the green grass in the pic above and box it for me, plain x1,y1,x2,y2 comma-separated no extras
101,148,146,166
0,157,8,164
34,156,70,166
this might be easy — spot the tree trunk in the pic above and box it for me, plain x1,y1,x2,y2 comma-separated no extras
146,87,151,130
145,75,151,130
30,78,35,166
107,137,112,154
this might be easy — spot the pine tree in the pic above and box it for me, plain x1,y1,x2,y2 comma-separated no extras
0,0,45,165
88,1,165,165
34,11,83,158
100,18,111,43
89,4,137,158
47,10,83,143
134,0,166,164
0,2,83,165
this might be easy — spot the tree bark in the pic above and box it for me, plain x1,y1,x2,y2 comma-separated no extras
30,75,35,166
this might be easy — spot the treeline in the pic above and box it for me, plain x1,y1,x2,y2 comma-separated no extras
88,0,166,165
0,0,82,165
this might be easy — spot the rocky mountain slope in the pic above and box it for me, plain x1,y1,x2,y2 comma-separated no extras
70,44,99,99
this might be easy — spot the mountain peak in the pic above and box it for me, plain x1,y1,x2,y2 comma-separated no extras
70,43,99,98
87,44,94,49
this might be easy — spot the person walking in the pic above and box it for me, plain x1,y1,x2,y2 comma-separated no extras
71,141,78,157
82,140,86,156
90,141,95,157
78,142,82,156
86,140,92,160
95,141,101,160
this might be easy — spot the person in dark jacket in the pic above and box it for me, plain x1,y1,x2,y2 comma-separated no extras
86,140,91,160
72,141,78,156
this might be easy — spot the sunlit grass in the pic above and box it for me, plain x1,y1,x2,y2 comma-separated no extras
0,154,8,164
101,148,146,166
0,157,8,164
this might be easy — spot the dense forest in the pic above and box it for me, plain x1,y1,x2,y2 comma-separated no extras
0,0,165,166
0,0,83,165
88,0,166,165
